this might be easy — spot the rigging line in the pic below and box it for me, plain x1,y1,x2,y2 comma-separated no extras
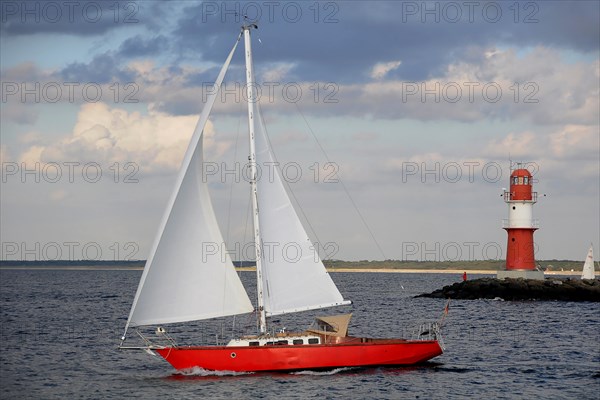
254,99,327,259
294,102,387,260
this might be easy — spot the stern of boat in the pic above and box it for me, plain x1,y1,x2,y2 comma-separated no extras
412,322,445,351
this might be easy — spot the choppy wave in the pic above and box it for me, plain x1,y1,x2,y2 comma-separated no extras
177,367,253,377
291,367,355,376
177,366,355,377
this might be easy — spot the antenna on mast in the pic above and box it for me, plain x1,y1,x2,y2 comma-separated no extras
242,15,259,30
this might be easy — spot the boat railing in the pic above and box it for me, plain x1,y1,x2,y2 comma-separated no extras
132,327,177,348
503,191,538,202
411,322,445,350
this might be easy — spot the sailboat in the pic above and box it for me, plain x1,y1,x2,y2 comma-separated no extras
119,23,444,373
581,244,595,280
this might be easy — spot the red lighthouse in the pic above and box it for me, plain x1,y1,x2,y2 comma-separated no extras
497,166,544,280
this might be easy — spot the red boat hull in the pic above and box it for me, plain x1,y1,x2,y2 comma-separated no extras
155,340,443,372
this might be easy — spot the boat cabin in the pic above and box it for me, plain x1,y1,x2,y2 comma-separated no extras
226,314,353,347
227,335,322,347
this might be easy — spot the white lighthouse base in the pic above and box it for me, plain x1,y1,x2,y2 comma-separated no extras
496,270,545,280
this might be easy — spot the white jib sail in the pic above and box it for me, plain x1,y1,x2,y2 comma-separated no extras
582,245,595,280
123,36,253,332
253,109,351,317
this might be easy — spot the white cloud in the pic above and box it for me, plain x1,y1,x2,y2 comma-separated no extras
550,125,599,159
5,47,596,129
370,60,402,80
261,62,296,82
321,47,599,126
18,102,225,172
483,125,599,166
483,131,539,159
19,145,45,165
0,145,12,163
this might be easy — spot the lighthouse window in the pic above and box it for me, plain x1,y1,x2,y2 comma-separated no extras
518,177,524,185
524,176,529,185
513,177,518,185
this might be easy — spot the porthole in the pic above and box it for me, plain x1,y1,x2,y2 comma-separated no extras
512,238,515,242
512,206,516,210
230,352,236,358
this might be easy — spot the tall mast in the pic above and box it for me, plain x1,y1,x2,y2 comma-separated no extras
243,23,267,334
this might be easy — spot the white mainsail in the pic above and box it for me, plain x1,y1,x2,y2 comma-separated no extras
123,36,253,333
581,244,595,280
253,108,351,317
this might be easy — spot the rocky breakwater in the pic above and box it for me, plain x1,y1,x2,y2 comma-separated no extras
417,278,600,302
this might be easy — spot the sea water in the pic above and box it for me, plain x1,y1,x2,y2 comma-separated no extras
1,269,598,399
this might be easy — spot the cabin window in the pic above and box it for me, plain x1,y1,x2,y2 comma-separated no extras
249,341,259,346
265,341,274,345
276,340,288,345
293,339,304,345
308,338,319,344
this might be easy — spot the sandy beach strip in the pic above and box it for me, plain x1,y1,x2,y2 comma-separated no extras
0,266,584,276
239,267,582,276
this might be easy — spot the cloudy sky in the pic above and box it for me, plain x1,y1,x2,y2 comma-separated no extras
1,1,598,262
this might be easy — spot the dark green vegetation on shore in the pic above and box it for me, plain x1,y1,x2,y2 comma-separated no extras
416,277,600,302
0,259,590,272
0,260,254,269
324,259,588,272
0,260,146,269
